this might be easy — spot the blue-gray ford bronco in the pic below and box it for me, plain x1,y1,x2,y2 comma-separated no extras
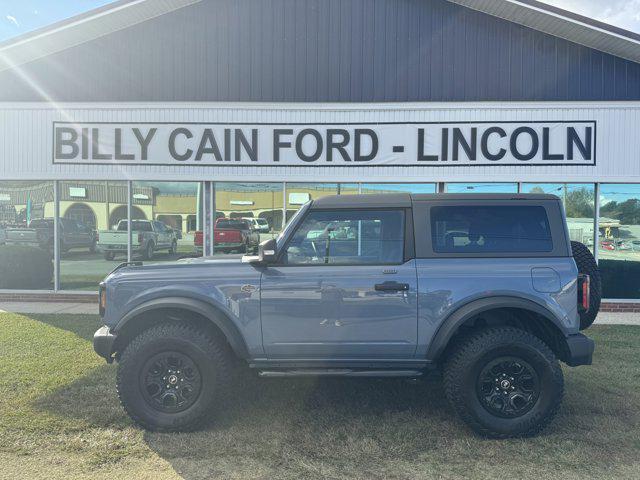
94,193,598,438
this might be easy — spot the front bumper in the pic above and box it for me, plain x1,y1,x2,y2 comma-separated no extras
93,325,117,363
565,333,595,367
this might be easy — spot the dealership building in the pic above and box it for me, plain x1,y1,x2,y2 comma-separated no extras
2,0,640,300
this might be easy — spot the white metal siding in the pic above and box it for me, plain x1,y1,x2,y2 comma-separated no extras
0,101,639,183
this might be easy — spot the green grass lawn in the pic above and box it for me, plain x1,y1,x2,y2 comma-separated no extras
0,313,639,479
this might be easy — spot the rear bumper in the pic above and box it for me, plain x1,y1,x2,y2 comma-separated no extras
93,326,117,363
564,333,595,367
215,242,244,248
101,245,143,252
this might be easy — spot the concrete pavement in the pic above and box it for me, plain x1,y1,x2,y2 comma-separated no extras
0,302,638,325
0,302,98,315
592,311,640,326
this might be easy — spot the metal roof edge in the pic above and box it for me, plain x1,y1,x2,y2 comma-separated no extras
447,0,640,64
0,0,638,75
0,0,202,73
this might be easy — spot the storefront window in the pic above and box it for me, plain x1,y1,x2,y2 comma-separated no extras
445,183,518,193
522,183,595,252
598,184,640,299
285,183,339,221
0,181,55,290
58,181,127,290
133,182,201,263
338,184,360,195
214,183,284,255
361,183,436,194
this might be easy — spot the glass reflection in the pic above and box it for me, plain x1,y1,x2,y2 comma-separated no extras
598,184,640,299
445,183,518,193
522,183,595,251
0,181,55,290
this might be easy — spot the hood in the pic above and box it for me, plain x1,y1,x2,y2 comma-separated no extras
103,256,246,283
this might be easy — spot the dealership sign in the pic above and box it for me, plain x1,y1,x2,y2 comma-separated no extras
53,121,595,167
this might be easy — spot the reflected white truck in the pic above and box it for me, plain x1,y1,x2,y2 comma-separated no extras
98,220,177,260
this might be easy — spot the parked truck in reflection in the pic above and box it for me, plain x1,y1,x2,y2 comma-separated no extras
5,218,96,254
194,217,260,254
98,219,177,260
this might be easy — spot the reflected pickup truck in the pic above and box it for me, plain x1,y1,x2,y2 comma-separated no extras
194,218,260,254
94,193,599,438
5,218,96,253
98,219,177,261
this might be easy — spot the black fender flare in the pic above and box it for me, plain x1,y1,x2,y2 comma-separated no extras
114,296,249,358
425,296,566,362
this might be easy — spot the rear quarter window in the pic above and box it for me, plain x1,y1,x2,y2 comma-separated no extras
431,205,553,254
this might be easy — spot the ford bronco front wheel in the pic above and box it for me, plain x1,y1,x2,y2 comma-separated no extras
116,322,231,432
443,327,563,438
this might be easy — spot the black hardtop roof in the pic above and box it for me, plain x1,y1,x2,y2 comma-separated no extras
310,193,560,209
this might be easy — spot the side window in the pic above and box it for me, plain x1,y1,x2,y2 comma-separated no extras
431,205,552,254
282,209,405,265
154,221,166,232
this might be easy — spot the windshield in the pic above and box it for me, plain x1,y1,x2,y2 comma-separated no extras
277,202,310,248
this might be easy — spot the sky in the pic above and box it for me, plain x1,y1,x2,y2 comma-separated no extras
0,0,115,42
1,0,640,43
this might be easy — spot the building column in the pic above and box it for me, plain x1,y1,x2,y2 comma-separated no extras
127,181,132,262
282,182,287,230
53,181,60,291
594,183,600,264
181,214,189,233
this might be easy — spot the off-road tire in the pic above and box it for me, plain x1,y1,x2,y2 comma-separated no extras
443,327,564,439
571,241,601,330
116,322,232,432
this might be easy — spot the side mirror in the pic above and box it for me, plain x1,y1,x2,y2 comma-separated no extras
257,238,277,264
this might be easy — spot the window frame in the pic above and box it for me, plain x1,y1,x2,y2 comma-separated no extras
412,199,570,259
275,207,412,267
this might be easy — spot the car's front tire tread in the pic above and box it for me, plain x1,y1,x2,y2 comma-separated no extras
116,321,232,432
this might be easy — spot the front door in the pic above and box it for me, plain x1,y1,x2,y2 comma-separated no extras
260,208,418,358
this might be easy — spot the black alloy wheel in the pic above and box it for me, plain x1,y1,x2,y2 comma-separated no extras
476,357,540,418
140,351,202,413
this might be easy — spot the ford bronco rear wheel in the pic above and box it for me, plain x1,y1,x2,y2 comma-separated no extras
443,327,563,438
116,322,231,432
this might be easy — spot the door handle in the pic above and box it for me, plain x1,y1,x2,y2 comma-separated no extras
374,282,410,292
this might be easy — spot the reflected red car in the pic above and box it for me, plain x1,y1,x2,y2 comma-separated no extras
600,240,615,250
